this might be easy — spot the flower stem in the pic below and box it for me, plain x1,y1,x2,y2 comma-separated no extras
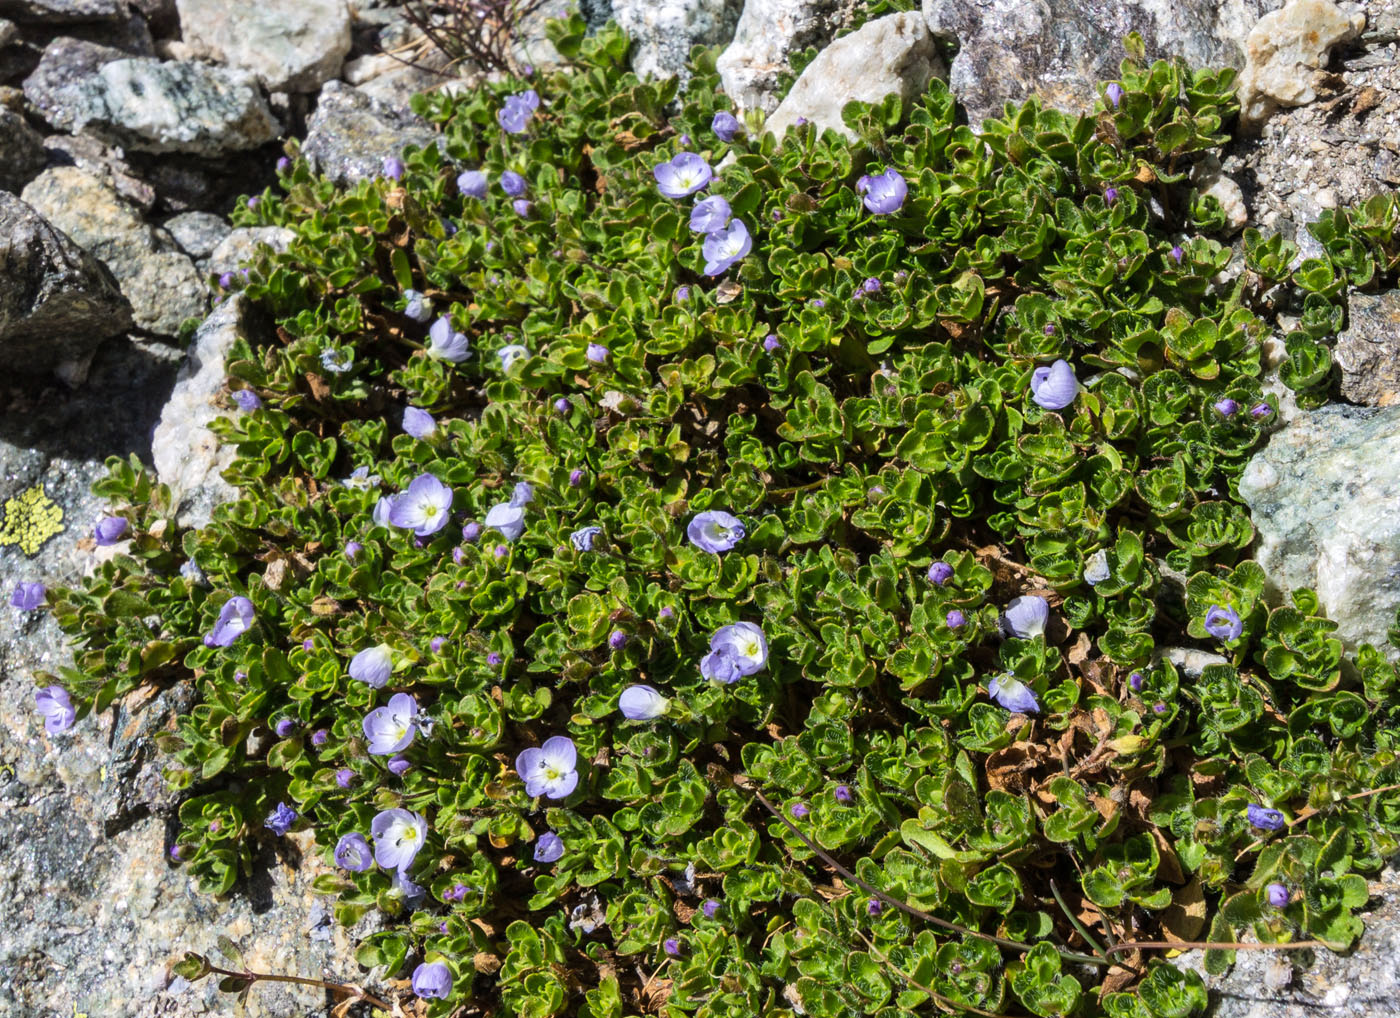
205,963,391,1010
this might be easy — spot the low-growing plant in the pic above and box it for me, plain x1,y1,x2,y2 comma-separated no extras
40,16,1400,1018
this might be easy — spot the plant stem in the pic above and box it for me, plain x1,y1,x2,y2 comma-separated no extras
206,963,391,1010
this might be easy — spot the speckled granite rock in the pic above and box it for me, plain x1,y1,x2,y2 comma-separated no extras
21,166,206,336
611,0,743,83
766,11,943,140
1237,402,1400,657
300,79,439,186
717,0,848,114
1334,289,1400,407
203,225,295,279
1238,0,1366,126
0,108,42,191
163,211,231,260
0,0,125,21
150,295,268,528
0,188,132,373
175,0,353,92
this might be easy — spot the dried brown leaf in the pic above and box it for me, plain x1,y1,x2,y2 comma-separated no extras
1160,876,1207,942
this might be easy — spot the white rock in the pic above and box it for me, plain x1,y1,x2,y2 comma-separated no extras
1238,0,1365,126
174,0,352,93
204,226,296,278
151,295,260,528
611,0,743,83
1189,155,1249,234
764,12,944,140
718,0,846,114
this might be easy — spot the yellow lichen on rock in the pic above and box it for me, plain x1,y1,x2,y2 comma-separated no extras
0,484,66,555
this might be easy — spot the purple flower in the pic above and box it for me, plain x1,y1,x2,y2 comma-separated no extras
689,195,731,233
812,299,826,308
515,735,579,799
1043,323,1056,335
1128,672,1144,691
554,397,571,414
427,316,470,362
335,832,374,872
372,495,397,528
619,684,668,720
857,169,907,215
926,561,953,586
688,510,744,553
700,622,767,683
861,277,881,295
606,628,630,651
1030,359,1079,410
371,807,428,870
945,609,966,629
867,898,883,917
392,866,425,901
276,156,292,173
834,784,853,804
204,596,255,648
1251,402,1273,419
264,802,297,836
34,685,76,734
1171,244,1184,264
485,501,526,542
1204,605,1243,642
1153,701,1168,714
387,754,412,776
311,728,329,747
988,673,1041,714
702,219,752,276
1266,883,1289,908
170,844,185,862
658,605,675,619
335,768,355,788
412,961,453,1000
493,543,509,560
382,156,405,180
586,342,609,364
654,152,713,199
1003,596,1050,639
498,90,537,133
390,473,453,536
1104,186,1119,205
1214,398,1239,418
457,169,488,198
570,525,602,552
1106,82,1124,108
790,802,809,820
675,285,692,302
349,644,394,688
763,333,780,353
516,88,540,111
462,521,482,543
702,898,721,918
231,389,262,412
345,540,362,561
512,198,533,217
663,938,682,957
402,289,432,323
11,581,45,611
487,651,503,666
500,170,527,197
363,693,418,755
1247,804,1286,831
429,636,447,653
402,406,436,438
534,831,565,863
218,272,234,289
712,110,741,141
246,196,260,211
569,468,584,487
94,516,128,546
274,718,297,738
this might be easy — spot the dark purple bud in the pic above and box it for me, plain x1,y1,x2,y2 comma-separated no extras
861,277,881,295
1153,701,1168,714
812,299,825,308
1106,83,1124,108
609,629,628,650
790,802,809,820
276,156,292,173
771,208,782,221
867,898,883,917
1266,883,1289,908
1247,804,1286,831
430,636,447,653
219,271,234,289
834,784,852,804
1214,398,1239,417
462,522,482,543
569,469,584,487
302,638,314,651
94,516,129,546
170,844,185,861
335,768,355,788
387,754,411,776
1250,402,1273,419
1171,245,1184,263
926,561,953,585
1128,672,1144,691
1104,187,1118,205
383,156,405,180
554,397,571,414
1043,323,1056,336
946,609,966,629
678,134,690,146
311,728,329,747
487,652,503,666
702,898,721,919
659,605,674,619
246,196,260,211
763,334,780,353
663,937,681,956
275,718,297,738
345,540,362,560
494,544,509,560
674,285,691,302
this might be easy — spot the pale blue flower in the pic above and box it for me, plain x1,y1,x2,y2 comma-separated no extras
34,685,75,733
389,473,453,536
515,736,578,799
320,348,353,373
11,581,45,611
570,525,602,552
654,152,713,199
402,406,436,438
533,831,564,863
427,316,471,362
712,110,741,142
701,622,767,683
457,170,488,198
485,501,526,541
988,673,1040,713
264,802,297,836
412,961,452,999
335,832,373,872
687,510,744,553
1030,360,1079,410
500,171,527,197
205,596,254,647
94,516,128,545
371,807,427,870
857,169,907,214
497,344,530,371
402,289,432,322
349,644,394,688
1002,596,1049,638
1247,804,1285,831
1205,605,1243,642
344,465,380,490
363,692,418,755
702,219,752,276
618,684,668,720
689,195,731,233
1083,549,1110,585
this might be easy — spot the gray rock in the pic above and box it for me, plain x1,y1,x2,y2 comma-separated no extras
611,0,744,83
1335,290,1400,408
175,0,353,92
717,0,847,114
39,132,158,210
1237,402,1400,657
766,12,944,140
300,79,439,186
21,166,206,337
25,40,279,155
1238,0,1366,126
204,225,295,279
0,189,132,374
0,108,43,191
921,0,1266,130
162,211,230,259
0,0,125,21
151,295,269,527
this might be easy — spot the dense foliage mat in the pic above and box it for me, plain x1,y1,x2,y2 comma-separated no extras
46,18,1400,1018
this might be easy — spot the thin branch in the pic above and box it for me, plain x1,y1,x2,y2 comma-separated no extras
206,963,392,1011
